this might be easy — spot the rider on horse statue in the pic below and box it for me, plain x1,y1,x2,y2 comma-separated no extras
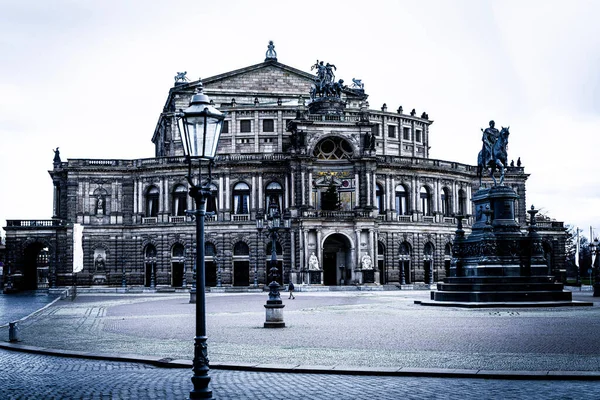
481,120,500,164
478,120,509,187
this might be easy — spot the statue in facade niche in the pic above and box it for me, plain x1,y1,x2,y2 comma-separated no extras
96,196,104,215
361,254,373,270
309,252,319,270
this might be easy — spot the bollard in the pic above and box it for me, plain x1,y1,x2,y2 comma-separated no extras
9,322,20,342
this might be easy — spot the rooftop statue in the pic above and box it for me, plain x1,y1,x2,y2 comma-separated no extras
174,71,190,83
477,120,510,186
310,60,346,100
265,40,277,61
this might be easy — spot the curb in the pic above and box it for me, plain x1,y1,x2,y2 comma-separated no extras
1,341,600,381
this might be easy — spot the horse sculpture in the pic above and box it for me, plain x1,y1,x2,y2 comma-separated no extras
477,126,510,186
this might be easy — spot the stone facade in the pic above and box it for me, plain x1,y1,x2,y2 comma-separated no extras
3,46,567,290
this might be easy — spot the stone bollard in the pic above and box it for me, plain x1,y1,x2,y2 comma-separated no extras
9,322,20,342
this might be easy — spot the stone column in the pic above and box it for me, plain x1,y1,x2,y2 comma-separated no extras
355,172,360,208
308,170,314,207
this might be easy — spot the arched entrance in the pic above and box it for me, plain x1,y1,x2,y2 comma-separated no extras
378,242,386,284
22,243,50,290
322,233,352,286
171,243,185,287
233,242,250,286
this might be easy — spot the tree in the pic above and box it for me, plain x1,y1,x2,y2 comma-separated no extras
321,182,341,211
564,225,592,282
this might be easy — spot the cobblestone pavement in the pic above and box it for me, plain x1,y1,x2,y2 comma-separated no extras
1,290,600,372
2,349,600,400
0,291,59,326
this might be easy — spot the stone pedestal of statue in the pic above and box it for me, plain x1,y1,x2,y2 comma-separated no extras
424,186,592,307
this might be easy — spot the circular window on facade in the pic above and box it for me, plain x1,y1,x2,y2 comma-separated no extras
313,137,354,160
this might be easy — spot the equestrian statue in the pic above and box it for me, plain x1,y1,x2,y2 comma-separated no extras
477,120,510,186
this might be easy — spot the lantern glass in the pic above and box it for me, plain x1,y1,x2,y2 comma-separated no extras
179,86,225,159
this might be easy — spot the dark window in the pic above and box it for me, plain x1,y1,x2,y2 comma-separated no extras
146,186,159,217
376,184,384,211
388,125,396,138
222,120,229,134
441,188,450,217
395,185,409,215
416,130,422,142
420,187,432,216
371,124,380,136
233,182,250,214
240,120,251,133
403,127,410,140
263,119,274,132
172,185,187,216
458,189,467,215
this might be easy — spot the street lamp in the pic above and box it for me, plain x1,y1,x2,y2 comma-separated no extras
177,82,225,400
257,201,290,328
591,238,600,297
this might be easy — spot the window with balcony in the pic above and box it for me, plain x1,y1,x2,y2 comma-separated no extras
172,184,187,216
233,182,250,215
441,188,450,217
145,186,159,217
265,181,283,212
420,186,432,216
395,185,409,215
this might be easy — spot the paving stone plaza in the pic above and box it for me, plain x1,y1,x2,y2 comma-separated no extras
1,290,600,399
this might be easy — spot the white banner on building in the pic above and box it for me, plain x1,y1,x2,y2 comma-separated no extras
73,223,84,273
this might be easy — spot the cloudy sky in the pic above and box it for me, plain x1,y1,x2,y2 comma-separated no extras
1,0,599,239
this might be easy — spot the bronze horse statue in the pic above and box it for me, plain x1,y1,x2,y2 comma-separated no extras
477,126,510,186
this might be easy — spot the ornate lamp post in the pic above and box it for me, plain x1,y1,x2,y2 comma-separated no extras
257,202,290,328
177,82,225,400
591,238,600,297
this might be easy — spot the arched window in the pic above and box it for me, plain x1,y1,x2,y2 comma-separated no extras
376,184,384,212
206,184,218,214
233,242,250,256
172,243,185,258
233,182,250,215
265,181,283,212
458,189,467,216
205,243,217,257
313,137,354,160
172,185,187,217
146,186,160,217
420,186,432,216
145,244,157,258
395,185,409,215
266,241,283,256
441,187,450,217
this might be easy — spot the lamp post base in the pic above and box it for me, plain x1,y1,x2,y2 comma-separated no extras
264,302,285,328
190,288,197,304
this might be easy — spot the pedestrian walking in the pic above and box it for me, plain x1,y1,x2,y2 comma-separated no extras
288,281,295,299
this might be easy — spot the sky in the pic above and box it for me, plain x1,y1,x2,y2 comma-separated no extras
1,0,599,240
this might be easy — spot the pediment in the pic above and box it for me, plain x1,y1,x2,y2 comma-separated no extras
203,61,314,95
